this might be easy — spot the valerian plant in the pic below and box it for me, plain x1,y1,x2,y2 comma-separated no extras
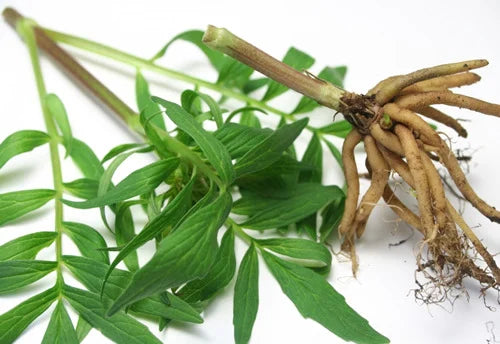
0,7,387,344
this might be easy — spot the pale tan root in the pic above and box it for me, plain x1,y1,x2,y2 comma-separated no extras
394,124,436,238
382,184,422,232
370,123,404,155
353,136,390,238
396,91,500,118
438,142,500,223
371,59,488,105
399,72,481,96
384,103,442,146
414,106,468,138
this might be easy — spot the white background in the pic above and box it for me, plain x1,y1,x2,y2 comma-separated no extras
1,1,500,343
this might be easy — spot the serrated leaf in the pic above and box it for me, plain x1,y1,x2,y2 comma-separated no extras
262,251,389,344
214,123,272,159
178,228,236,302
105,176,195,286
63,222,109,264
291,66,347,114
262,47,315,102
0,130,50,169
63,178,99,199
318,120,353,138
0,231,57,261
0,260,57,294
181,90,224,128
45,93,73,157
234,118,308,177
41,301,79,344
257,238,331,272
63,285,162,344
152,97,234,186
0,287,58,343
240,183,343,230
76,317,92,342
108,192,232,315
68,138,104,180
136,70,165,130
62,158,179,209
233,243,259,344
102,143,148,164
0,189,55,226
152,30,227,71
63,255,202,324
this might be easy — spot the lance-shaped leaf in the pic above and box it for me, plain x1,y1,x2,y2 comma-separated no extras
181,90,224,128
114,202,139,272
239,183,343,230
0,231,57,261
234,118,308,177
0,189,55,226
214,123,272,159
45,93,73,156
0,287,58,343
324,139,343,169
0,130,50,169
76,317,92,342
217,59,254,89
262,47,315,102
318,120,353,138
262,251,389,344
0,260,57,294
320,196,345,243
104,176,195,287
108,192,232,316
63,255,202,324
136,70,165,130
63,222,109,264
62,158,179,209
256,238,331,272
152,97,234,186
63,178,99,200
178,228,236,302
233,243,259,344
41,301,79,344
63,285,162,344
68,138,104,180
102,143,148,164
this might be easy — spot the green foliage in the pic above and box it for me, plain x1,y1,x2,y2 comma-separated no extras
0,189,56,226
0,232,57,261
0,130,50,169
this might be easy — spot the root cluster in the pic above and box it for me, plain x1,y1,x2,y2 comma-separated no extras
337,60,500,302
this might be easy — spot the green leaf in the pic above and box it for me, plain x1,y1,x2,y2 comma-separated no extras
63,222,109,264
108,192,232,315
319,197,345,243
240,183,343,230
239,110,262,128
63,255,202,324
152,97,234,185
234,118,308,177
63,285,162,344
45,93,73,157
318,120,353,138
114,202,139,272
0,260,57,294
0,287,58,343
178,228,236,302
233,243,259,344
257,238,331,271
262,251,389,344
243,77,268,94
152,30,227,71
76,317,92,342
324,139,343,169
0,232,56,261
68,138,104,180
136,70,165,130
62,158,179,209
102,143,148,164
217,59,254,89
291,66,347,114
41,301,79,344
214,123,272,159
262,47,315,102
225,106,267,124
0,130,50,169
181,90,224,128
300,133,322,183
0,189,55,226
105,176,195,286
63,178,99,199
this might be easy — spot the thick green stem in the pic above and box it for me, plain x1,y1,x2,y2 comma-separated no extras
226,218,255,246
19,19,65,287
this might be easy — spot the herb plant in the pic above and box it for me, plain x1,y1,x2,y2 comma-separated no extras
1,7,388,344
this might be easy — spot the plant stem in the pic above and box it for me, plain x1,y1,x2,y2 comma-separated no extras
20,19,65,287
203,25,345,111
226,218,255,246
